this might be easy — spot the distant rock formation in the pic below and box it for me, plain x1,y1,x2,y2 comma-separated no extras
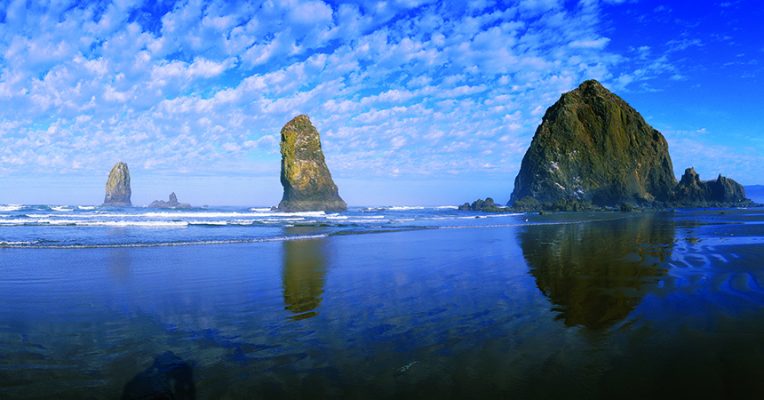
277,115,347,212
508,80,752,210
458,197,505,212
149,192,191,209
509,80,676,209
103,161,132,206
672,168,750,206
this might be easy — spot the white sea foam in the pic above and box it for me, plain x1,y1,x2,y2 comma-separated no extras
0,234,329,249
51,206,73,212
388,206,426,211
0,204,23,212
78,206,96,210
0,219,189,227
435,206,459,210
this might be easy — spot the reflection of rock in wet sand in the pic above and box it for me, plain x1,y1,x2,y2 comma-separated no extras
282,230,328,320
122,351,195,399
519,214,675,329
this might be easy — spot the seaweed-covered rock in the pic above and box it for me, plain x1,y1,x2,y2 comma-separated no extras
458,197,505,212
509,80,676,208
278,115,347,212
103,161,132,206
149,192,191,209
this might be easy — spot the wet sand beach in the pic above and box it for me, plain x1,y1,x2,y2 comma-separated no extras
1,209,763,399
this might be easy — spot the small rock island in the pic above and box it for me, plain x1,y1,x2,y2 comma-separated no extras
506,80,750,210
149,192,191,209
277,115,347,212
103,161,132,206
459,198,505,212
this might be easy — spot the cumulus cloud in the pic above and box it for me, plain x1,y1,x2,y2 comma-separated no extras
0,0,699,185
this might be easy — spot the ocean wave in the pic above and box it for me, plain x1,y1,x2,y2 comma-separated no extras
78,206,96,210
0,234,328,249
22,211,329,219
388,206,426,211
0,219,189,227
0,204,23,212
51,206,74,212
435,205,459,209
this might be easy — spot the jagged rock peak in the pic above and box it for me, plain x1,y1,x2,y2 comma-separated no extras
673,167,750,206
103,161,132,206
277,115,347,212
509,79,676,208
149,192,191,209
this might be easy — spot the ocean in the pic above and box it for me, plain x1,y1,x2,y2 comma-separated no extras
1,206,763,398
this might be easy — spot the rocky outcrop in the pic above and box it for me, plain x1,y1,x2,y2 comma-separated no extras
509,80,676,208
278,115,347,212
149,192,191,209
672,168,751,206
103,161,132,206
458,197,505,212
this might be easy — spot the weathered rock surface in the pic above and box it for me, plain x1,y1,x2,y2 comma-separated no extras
149,192,191,209
458,197,506,212
672,168,751,206
278,115,347,212
508,80,752,210
509,80,676,208
103,161,132,206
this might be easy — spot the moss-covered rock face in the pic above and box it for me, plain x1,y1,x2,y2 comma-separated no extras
509,80,676,208
278,115,347,212
103,161,131,206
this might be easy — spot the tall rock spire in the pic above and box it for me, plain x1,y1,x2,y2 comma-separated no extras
277,115,347,212
103,161,132,206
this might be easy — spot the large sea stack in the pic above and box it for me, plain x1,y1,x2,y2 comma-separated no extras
510,80,676,208
103,161,132,206
278,115,347,212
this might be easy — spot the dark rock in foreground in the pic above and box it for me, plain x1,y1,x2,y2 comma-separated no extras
459,197,506,212
277,115,347,212
149,192,191,209
121,351,194,400
673,168,751,207
103,161,132,206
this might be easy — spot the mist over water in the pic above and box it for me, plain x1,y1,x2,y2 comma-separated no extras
1,208,763,398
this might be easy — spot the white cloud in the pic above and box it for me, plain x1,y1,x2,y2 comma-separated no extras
0,0,714,188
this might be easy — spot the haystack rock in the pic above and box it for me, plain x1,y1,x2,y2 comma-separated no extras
103,161,132,206
277,115,347,212
510,80,677,208
149,192,191,209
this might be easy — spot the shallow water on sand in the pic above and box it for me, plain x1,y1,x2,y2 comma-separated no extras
1,208,764,399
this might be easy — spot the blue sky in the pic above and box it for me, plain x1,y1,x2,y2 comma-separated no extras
0,0,761,206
